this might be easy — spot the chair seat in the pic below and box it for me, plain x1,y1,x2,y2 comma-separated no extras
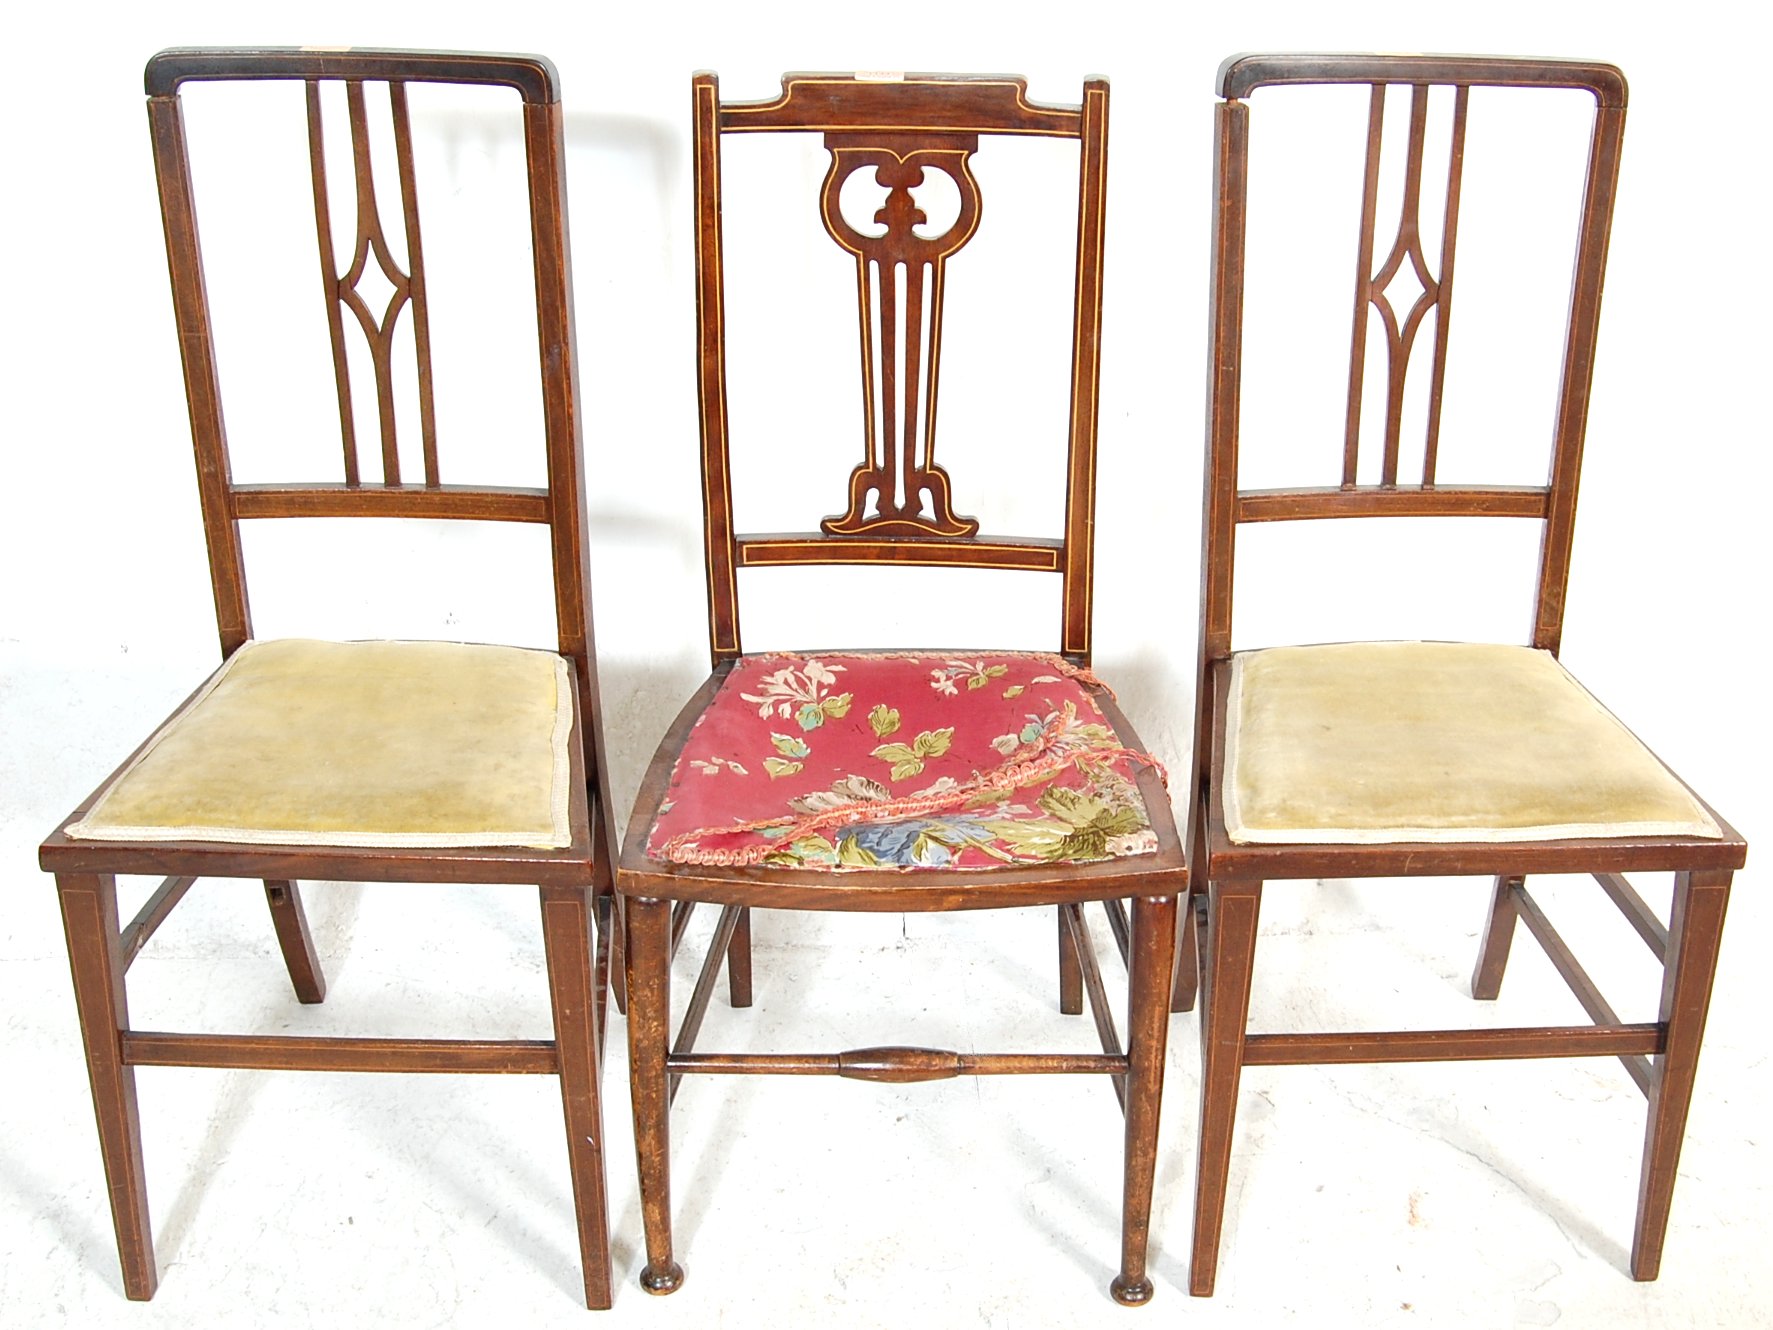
67,638,575,849
643,652,1162,871
1223,641,1721,845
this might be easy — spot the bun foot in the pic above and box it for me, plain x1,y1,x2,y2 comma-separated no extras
1110,1275,1154,1306
640,1261,685,1295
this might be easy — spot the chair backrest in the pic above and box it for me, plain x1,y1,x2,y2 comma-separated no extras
1200,53,1626,665
691,72,1111,665
145,47,611,846
1194,53,1628,839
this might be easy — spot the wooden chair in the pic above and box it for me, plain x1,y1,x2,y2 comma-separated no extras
1183,52,1747,1294
616,72,1187,1304
39,48,615,1307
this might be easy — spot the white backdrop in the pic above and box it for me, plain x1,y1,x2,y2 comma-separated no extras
3,3,1769,1325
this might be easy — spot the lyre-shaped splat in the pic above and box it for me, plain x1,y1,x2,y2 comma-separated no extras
818,133,982,538
1345,83,1468,488
306,79,439,487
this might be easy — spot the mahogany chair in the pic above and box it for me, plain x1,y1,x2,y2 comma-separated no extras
616,72,1187,1304
1184,53,1746,1293
39,48,615,1307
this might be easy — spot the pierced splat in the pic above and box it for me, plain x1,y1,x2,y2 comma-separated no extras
1344,83,1468,488
306,80,439,488
818,133,982,538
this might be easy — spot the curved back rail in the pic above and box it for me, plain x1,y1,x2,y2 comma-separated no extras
693,72,1111,664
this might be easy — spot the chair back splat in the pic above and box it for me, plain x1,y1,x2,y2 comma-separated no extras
1182,52,1745,1298
41,48,615,1308
692,72,1110,664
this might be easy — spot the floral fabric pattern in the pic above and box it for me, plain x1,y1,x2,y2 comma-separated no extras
645,652,1161,872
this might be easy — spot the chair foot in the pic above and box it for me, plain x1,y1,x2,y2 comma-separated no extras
1109,1275,1154,1306
640,1260,685,1295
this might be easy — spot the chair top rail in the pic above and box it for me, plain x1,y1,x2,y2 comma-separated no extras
715,70,1087,137
146,47,558,104
1218,52,1625,107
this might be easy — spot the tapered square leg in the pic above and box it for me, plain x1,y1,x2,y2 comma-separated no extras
1631,869,1731,1280
263,880,327,1004
539,883,614,1310
1058,904,1084,1014
1190,878,1262,1297
1111,892,1179,1305
57,872,157,1300
1470,874,1522,1000
625,895,683,1294
726,906,754,1008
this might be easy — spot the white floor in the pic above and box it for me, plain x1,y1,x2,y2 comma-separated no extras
5,645,1769,1329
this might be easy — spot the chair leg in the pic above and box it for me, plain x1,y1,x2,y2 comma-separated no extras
1631,868,1731,1280
538,883,614,1310
1110,892,1180,1306
263,880,327,1004
608,895,629,1016
1470,873,1522,1000
1058,904,1084,1014
625,896,684,1294
57,872,158,1300
1170,889,1201,1013
1190,878,1262,1297
726,906,754,1008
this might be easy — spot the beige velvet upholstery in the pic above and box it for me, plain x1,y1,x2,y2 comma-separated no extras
1223,642,1721,845
68,639,575,849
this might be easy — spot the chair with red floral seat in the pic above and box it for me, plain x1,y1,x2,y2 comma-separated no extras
616,72,1186,1304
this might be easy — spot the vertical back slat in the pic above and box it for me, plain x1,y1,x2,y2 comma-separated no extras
1532,103,1626,653
148,92,254,656
306,80,361,486
1377,86,1431,486
391,82,441,488
343,82,404,486
1060,78,1110,662
693,73,741,662
1421,85,1469,487
1343,85,1385,487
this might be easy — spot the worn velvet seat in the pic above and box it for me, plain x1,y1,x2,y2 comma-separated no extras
40,49,615,1308
1223,642,1721,845
68,639,577,849
617,71,1186,1307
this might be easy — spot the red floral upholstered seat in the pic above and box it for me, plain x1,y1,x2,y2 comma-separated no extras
645,652,1160,872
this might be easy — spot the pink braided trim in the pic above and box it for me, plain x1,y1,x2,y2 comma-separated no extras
656,743,1167,868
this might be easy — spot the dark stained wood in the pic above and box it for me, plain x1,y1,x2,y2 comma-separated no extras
619,70,1186,1306
725,906,754,1008
668,1050,1125,1076
118,875,196,970
667,903,742,1104
1469,873,1522,1000
1596,871,1669,960
1217,52,1628,106
262,880,327,1004
57,874,157,1300
230,482,551,522
1186,52,1745,1297
719,73,1085,136
1512,883,1652,1093
1235,485,1548,522
1242,1024,1661,1066
1632,869,1732,1278
123,1032,559,1073
47,49,613,1309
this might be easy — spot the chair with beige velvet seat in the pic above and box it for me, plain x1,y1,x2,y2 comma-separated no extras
617,70,1187,1305
40,48,615,1306
1181,52,1746,1294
